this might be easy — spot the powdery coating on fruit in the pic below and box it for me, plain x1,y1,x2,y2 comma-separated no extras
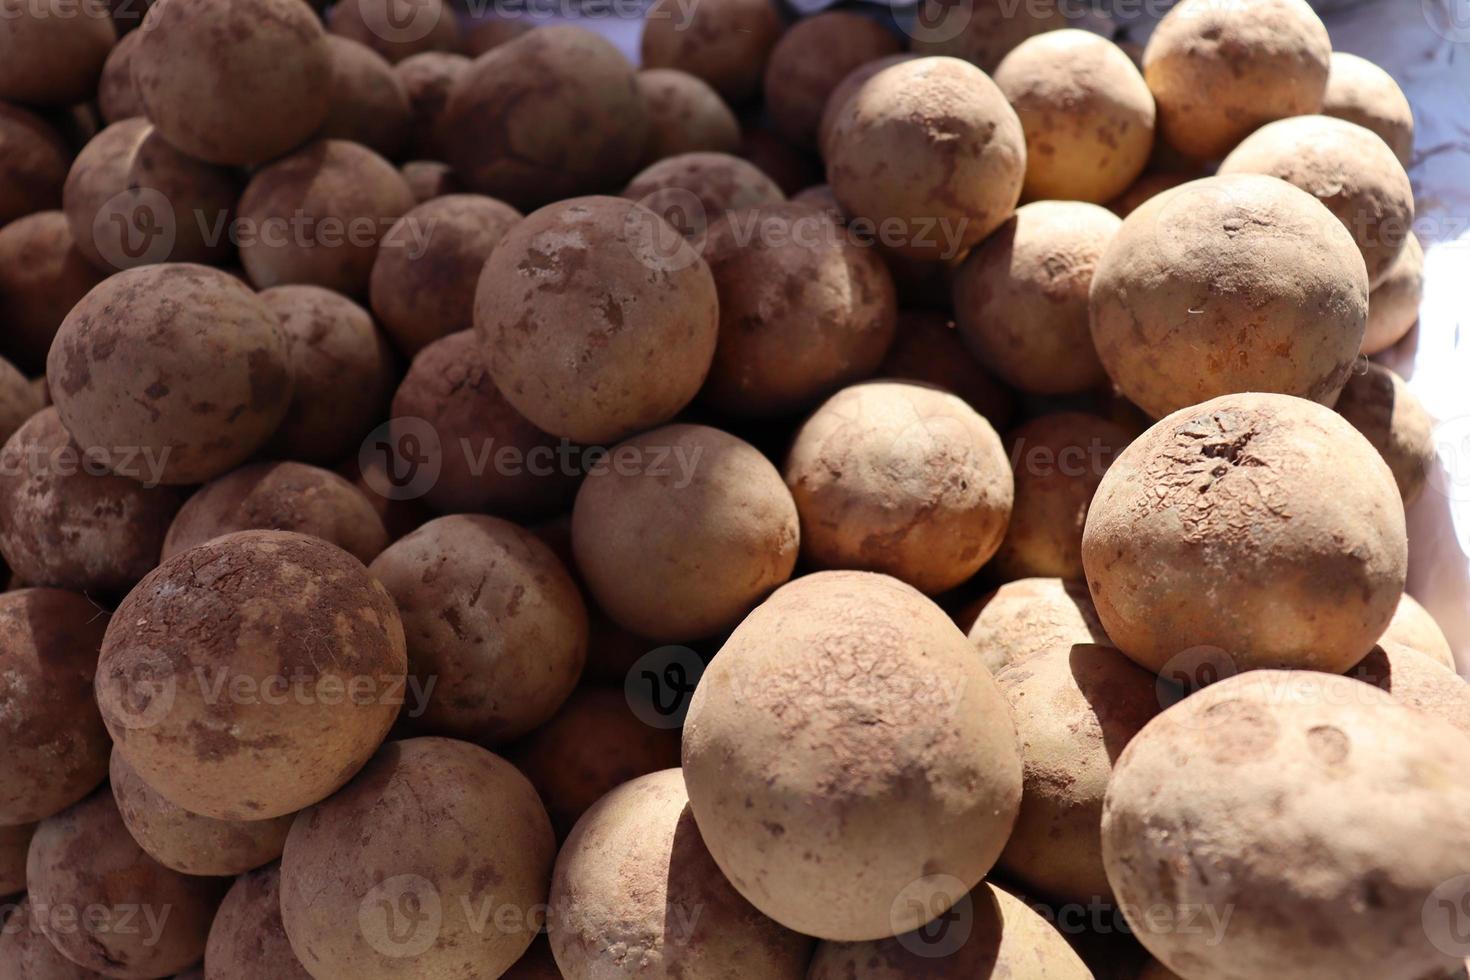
1348,641,1470,735
62,118,240,272
0,408,181,594
204,864,312,980
1364,232,1424,355
700,202,896,417
0,211,104,373
395,51,470,160
828,57,1026,261
0,896,115,980
0,0,114,107
997,412,1134,580
1102,670,1470,980
370,193,524,356
908,0,1067,73
1335,362,1434,506
163,461,390,565
549,769,814,979
280,737,556,979
319,37,413,160
109,749,291,876
995,644,1160,904
1381,593,1456,670
785,382,1013,594
443,26,648,209
0,589,109,825
391,329,578,517
640,0,782,104
807,882,1092,979
237,139,416,296
635,69,742,167
994,31,1155,204
681,571,1024,941
1324,52,1414,166
97,29,143,123
0,356,43,445
764,13,901,150
326,0,460,64
369,514,587,743
25,791,226,978
623,152,785,237
1142,0,1330,161
260,285,398,464
474,195,718,443
1088,174,1368,419
0,103,68,226
134,0,331,166
95,530,407,820
817,53,917,161
1083,393,1407,674
955,200,1120,395
47,263,293,485
0,823,32,896
402,159,462,203
961,578,1112,682
514,688,682,840
573,424,799,641
879,310,1014,428
1108,170,1192,218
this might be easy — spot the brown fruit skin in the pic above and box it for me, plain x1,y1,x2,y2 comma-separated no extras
1364,233,1424,355
1088,175,1368,419
237,139,416,296
0,408,181,594
1082,393,1407,675
1348,641,1470,735
95,530,408,821
681,571,1024,941
1381,593,1455,671
62,118,240,272
995,412,1133,581
401,159,462,203
878,310,1014,429
97,29,144,123
109,750,291,877
369,193,523,356
474,195,718,444
464,18,532,56
326,0,461,64
954,201,1119,396
390,329,578,518
1323,52,1414,167
443,26,648,210
368,514,587,744
1107,170,1191,218
807,883,1092,979
763,13,901,150
700,202,896,418
0,822,33,896
47,263,294,486
640,0,782,104
908,0,1067,73
25,791,227,980
0,103,69,227
134,0,332,166
1101,671,1470,980
573,424,800,642
0,0,115,107
816,54,917,161
279,737,556,979
1142,0,1331,161
0,588,110,826
394,51,470,160
0,355,43,446
623,151,785,234
204,864,312,980
260,285,398,465
319,36,413,161
961,578,1112,677
738,125,822,196
549,769,814,980
635,69,741,167
785,382,1013,595
1335,362,1434,505
0,896,116,980
827,57,1026,261
163,461,390,565
0,211,104,374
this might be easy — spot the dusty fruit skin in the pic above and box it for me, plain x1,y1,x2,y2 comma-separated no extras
635,69,742,166
681,571,1023,941
1323,52,1414,166
817,54,917,161
1101,671,1470,980
26,790,227,979
827,57,1025,261
474,196,718,444
573,424,799,642
1334,362,1434,505
1142,0,1331,161
960,577,1112,676
205,864,313,980
784,382,1013,595
0,104,69,227
279,737,556,979
1082,393,1407,675
1347,641,1470,735
994,30,1155,204
95,530,407,821
0,357,41,445
1380,593,1455,670
1364,232,1424,355
395,51,469,160
0,588,110,826
369,514,587,744
98,29,144,123
0,0,115,107
878,310,1014,428
0,897,108,980
0,211,105,374
0,823,32,897
640,0,782,104
623,151,785,234
908,0,1066,74
548,769,814,980
763,13,902,150
443,26,648,210
327,0,461,64
1088,175,1368,419
319,36,413,160
134,0,332,166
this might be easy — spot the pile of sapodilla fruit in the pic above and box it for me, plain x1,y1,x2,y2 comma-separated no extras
0,0,1458,976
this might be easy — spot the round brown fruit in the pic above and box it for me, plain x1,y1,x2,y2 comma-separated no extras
1334,362,1433,505
0,0,115,107
205,864,313,979
1323,51,1414,166
763,13,901,150
635,69,741,166
640,0,782,104
961,577,1112,676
